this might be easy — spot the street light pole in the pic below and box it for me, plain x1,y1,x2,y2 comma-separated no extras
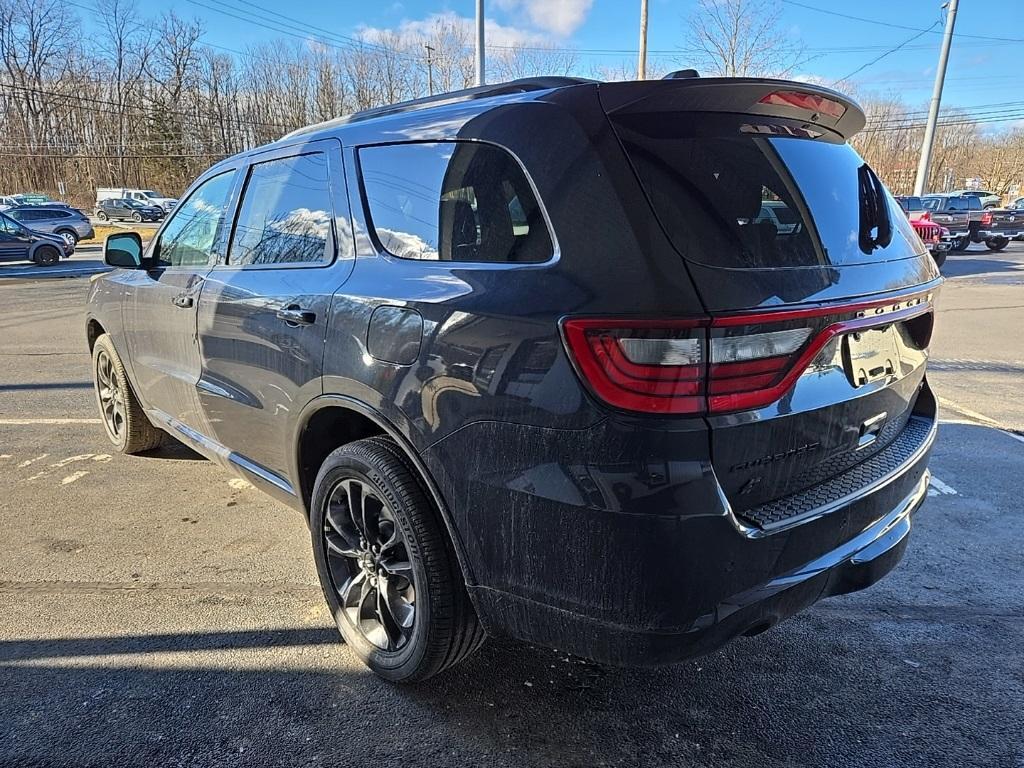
913,0,959,196
425,44,435,95
637,0,649,80
475,0,485,87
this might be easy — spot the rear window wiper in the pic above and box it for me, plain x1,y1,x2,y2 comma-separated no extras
858,164,893,253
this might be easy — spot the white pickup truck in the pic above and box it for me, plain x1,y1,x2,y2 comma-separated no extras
96,188,177,214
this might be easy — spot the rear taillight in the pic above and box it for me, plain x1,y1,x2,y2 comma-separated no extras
981,210,993,226
561,319,707,414
562,293,934,416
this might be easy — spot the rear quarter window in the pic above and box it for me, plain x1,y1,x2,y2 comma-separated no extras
359,141,552,264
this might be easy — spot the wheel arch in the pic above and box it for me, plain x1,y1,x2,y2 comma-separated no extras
294,395,477,587
86,317,106,351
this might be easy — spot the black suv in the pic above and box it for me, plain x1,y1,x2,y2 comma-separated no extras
86,77,939,682
95,198,164,222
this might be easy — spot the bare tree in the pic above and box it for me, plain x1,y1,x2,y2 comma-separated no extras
682,0,809,78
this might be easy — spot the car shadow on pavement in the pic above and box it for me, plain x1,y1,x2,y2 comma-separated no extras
941,254,1024,279
1,609,1019,768
0,381,94,391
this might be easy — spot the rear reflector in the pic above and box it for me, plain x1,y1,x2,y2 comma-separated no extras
562,292,934,416
757,90,847,119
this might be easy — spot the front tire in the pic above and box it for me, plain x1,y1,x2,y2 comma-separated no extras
92,334,164,454
31,245,60,266
950,236,970,252
985,236,1009,252
931,249,947,268
310,436,484,682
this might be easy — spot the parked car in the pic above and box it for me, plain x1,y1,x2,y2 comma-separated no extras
922,193,996,251
95,198,163,222
982,208,1024,251
5,205,95,244
97,187,178,214
87,76,939,682
895,195,931,222
0,211,74,265
0,195,17,211
949,189,1001,209
910,218,950,267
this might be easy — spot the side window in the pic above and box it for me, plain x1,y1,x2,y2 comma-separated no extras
359,141,552,264
156,171,235,268
968,196,981,211
228,152,334,266
949,198,964,211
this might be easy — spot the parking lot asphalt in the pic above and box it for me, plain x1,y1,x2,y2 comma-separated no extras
1,245,1022,767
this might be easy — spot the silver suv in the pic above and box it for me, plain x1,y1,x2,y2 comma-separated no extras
5,206,95,244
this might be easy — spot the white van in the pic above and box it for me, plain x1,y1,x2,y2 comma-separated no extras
96,188,177,214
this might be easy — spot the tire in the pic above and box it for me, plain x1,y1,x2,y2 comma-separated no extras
931,249,947,268
310,436,484,682
132,211,142,223
91,334,165,454
56,229,79,245
985,236,1009,252
950,236,970,252
96,210,108,221
31,245,60,266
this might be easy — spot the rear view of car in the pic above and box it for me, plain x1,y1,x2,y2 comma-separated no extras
85,75,940,681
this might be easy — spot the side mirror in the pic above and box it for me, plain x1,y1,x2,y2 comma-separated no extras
105,232,144,268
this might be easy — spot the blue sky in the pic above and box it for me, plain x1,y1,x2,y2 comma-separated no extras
94,0,1023,122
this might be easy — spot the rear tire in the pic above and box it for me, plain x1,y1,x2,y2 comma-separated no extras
310,436,484,682
91,334,165,454
31,245,60,266
985,236,1009,252
56,228,79,245
96,210,108,221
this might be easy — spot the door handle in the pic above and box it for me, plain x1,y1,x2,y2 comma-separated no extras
171,294,193,308
276,305,316,327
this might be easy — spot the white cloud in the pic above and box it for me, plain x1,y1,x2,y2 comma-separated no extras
493,0,593,37
358,11,551,49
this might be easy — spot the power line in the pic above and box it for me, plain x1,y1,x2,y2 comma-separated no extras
836,20,941,84
780,0,1024,44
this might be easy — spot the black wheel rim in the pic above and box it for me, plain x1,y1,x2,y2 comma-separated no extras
323,478,416,651
95,350,125,440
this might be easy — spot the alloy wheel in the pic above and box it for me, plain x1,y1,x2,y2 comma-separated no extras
323,478,416,651
95,350,125,440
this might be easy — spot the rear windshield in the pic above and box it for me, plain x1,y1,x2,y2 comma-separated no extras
611,113,920,269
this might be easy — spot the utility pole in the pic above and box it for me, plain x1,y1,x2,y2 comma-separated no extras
913,0,959,196
424,44,435,95
637,0,649,80
475,0,485,87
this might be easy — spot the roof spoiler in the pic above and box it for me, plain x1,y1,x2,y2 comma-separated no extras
598,78,866,140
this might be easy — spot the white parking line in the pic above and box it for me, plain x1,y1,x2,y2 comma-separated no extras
928,476,959,497
0,418,101,425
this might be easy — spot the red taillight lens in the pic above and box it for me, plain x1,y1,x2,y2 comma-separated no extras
562,293,934,416
757,90,847,119
561,319,706,414
981,211,992,226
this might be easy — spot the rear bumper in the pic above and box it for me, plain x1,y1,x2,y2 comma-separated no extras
469,470,928,665
427,385,936,666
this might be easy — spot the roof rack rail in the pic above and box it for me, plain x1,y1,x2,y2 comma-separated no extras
283,76,595,139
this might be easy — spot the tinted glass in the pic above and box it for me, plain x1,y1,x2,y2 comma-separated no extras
228,152,334,266
11,209,43,221
968,196,981,210
610,113,921,268
0,214,21,234
922,197,940,211
156,170,235,268
360,141,552,263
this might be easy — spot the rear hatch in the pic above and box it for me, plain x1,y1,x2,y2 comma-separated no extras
597,79,940,523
